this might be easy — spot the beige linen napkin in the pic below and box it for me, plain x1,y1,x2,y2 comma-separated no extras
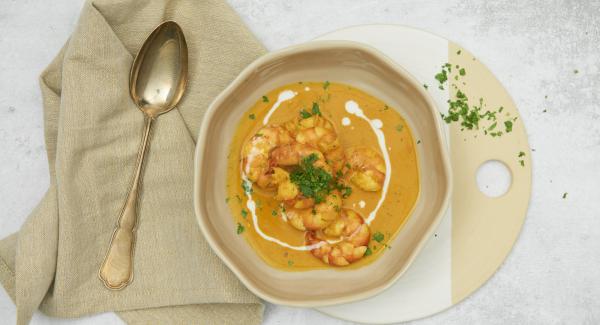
0,0,267,324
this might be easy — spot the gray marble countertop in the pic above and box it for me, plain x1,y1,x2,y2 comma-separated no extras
1,1,599,324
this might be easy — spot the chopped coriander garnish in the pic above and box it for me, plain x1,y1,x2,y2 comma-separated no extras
241,209,248,219
562,192,568,199
311,102,322,116
372,231,384,243
287,260,294,266
340,185,352,198
444,62,452,72
383,105,390,111
435,69,448,89
299,109,312,119
543,109,547,113
416,140,421,144
248,113,256,120
504,120,513,133
272,209,278,216
290,154,352,203
396,124,404,132
518,152,525,166
434,65,514,138
290,154,333,204
490,131,503,137
456,49,462,55
236,223,245,234
241,179,253,194
364,247,373,256
298,102,322,118
323,81,330,89
262,95,269,103
423,84,429,90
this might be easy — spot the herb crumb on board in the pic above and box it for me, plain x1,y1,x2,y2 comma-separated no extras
518,151,526,166
435,63,515,138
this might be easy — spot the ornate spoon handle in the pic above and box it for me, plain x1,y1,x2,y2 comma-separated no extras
99,117,153,290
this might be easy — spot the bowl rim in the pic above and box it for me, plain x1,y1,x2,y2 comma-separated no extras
193,40,453,307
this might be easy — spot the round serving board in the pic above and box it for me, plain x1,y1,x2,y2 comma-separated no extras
313,25,532,323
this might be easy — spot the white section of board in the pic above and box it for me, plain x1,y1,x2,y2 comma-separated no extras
315,25,452,324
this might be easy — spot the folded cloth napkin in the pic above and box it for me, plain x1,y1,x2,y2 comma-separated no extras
0,0,267,323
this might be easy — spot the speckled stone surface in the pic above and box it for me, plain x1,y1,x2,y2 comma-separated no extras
1,1,599,324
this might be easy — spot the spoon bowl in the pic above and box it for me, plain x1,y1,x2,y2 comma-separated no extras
130,21,188,118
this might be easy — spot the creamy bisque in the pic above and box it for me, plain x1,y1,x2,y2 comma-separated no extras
226,82,420,270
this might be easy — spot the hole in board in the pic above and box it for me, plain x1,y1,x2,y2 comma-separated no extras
476,160,512,198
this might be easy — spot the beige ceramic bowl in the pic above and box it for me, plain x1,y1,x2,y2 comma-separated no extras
194,41,452,307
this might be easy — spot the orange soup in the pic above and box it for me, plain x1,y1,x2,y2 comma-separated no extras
226,81,419,270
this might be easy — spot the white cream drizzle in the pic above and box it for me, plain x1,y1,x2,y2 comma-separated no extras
262,90,296,125
243,89,341,251
341,117,351,126
344,100,392,225
358,200,366,209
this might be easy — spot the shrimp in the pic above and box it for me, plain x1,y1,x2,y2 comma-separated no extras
295,115,340,154
325,146,345,174
345,147,386,192
306,209,370,266
284,195,315,210
271,168,298,201
241,126,293,189
270,142,334,179
279,115,344,174
283,191,342,231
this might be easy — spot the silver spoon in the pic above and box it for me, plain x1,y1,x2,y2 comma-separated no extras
99,21,188,290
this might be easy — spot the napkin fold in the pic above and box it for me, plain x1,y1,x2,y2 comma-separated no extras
0,0,266,323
